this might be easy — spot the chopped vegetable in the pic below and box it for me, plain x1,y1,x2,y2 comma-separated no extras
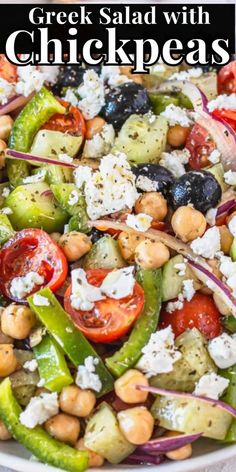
0,213,15,246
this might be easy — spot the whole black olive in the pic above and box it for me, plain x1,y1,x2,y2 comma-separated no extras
52,65,101,96
100,82,152,130
132,164,175,198
169,170,222,213
90,228,104,244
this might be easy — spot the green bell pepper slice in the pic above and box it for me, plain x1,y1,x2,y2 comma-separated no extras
28,288,114,396
149,93,179,115
220,364,236,442
222,315,236,333
106,269,162,377
0,378,88,472
7,87,65,187
33,335,73,392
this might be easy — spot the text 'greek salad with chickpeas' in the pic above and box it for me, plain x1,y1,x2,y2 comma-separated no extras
0,56,236,470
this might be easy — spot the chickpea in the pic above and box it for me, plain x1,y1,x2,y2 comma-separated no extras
115,369,149,404
0,115,13,141
76,438,104,467
135,240,170,269
0,420,11,440
59,232,92,262
117,407,154,445
0,139,6,169
219,225,234,254
59,385,96,418
171,206,206,242
44,413,80,446
166,444,192,461
167,125,190,148
50,232,61,243
86,117,106,140
134,192,167,221
1,305,36,340
118,231,146,262
0,344,18,377
120,66,143,85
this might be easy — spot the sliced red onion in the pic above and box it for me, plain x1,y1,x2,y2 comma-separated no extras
138,432,201,455
124,453,165,465
40,189,53,198
6,149,77,168
216,199,236,217
136,385,236,419
0,94,32,115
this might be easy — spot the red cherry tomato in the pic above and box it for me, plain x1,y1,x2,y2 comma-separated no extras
218,61,236,94
160,292,221,340
43,99,86,137
64,269,144,343
0,54,17,83
212,108,236,132
186,123,216,169
0,229,68,302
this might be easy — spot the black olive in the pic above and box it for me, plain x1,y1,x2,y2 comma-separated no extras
14,339,32,351
90,228,104,244
52,65,101,96
169,170,222,213
100,82,152,130
132,164,175,198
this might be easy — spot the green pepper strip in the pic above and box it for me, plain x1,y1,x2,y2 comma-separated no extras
106,269,162,378
33,334,73,392
220,364,236,442
7,86,65,187
28,288,114,396
222,316,236,334
0,378,88,472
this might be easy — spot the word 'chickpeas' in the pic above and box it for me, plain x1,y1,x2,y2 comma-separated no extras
117,407,154,445
59,385,96,418
114,369,149,404
171,205,206,242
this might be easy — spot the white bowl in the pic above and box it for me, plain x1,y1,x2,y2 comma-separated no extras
0,440,235,472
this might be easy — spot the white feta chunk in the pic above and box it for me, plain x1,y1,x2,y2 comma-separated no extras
10,272,44,300
0,207,13,215
75,356,102,392
100,267,135,299
39,65,59,84
16,66,45,97
70,268,104,311
32,294,50,307
208,93,236,113
166,298,184,313
1,187,10,198
135,175,159,192
228,215,236,237
224,170,236,186
63,88,79,107
193,372,229,400
68,190,79,206
136,326,182,377
190,226,221,259
182,279,196,301
159,149,190,178
174,262,186,276
0,78,15,105
23,169,46,184
205,208,217,226
208,332,236,369
78,70,105,119
160,104,194,127
168,67,203,81
83,123,115,158
23,359,38,372
101,65,131,87
58,153,73,164
126,213,153,232
20,392,59,428
208,149,221,164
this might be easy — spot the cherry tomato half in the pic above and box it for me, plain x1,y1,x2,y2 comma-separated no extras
186,123,216,169
64,269,145,343
212,108,236,132
43,99,86,137
0,229,68,302
160,292,221,340
218,61,236,94
0,54,17,83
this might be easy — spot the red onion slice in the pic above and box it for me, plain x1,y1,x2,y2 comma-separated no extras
0,94,32,115
138,432,202,455
6,149,77,168
124,453,165,465
217,199,236,217
136,385,236,419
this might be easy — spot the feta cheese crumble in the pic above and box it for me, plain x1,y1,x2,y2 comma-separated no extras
10,272,44,300
100,267,135,299
190,226,221,259
218,254,236,297
135,175,159,192
16,66,45,97
32,293,50,307
182,279,196,301
126,213,153,232
22,169,47,184
0,207,13,215
224,170,236,186
205,208,217,226
193,373,229,400
58,153,73,164
168,67,203,81
208,149,221,164
1,187,10,198
70,268,104,311
228,215,236,237
76,356,102,392
77,70,105,119
74,153,138,220
207,93,236,113
83,123,115,158
208,333,236,369
174,262,186,276
166,279,195,313
0,78,15,105
23,359,38,372
101,65,131,87
159,149,190,178
166,298,184,313
68,190,79,206
160,104,194,127
136,326,182,377
63,88,79,107
20,392,59,428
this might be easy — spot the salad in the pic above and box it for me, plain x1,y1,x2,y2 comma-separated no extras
0,55,236,471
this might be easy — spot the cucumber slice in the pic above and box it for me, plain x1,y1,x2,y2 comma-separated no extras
83,236,126,270
208,163,228,192
5,182,68,233
149,94,179,115
162,255,201,302
113,114,168,165
31,130,82,159
151,394,232,440
0,214,15,246
150,328,216,392
0,183,11,208
84,402,135,464
51,183,89,233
